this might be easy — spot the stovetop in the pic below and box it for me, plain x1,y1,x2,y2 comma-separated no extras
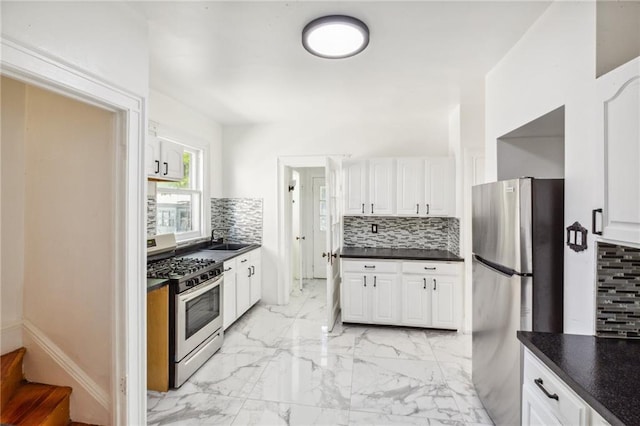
147,257,217,280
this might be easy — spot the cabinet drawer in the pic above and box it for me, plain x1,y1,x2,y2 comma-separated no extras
402,261,461,276
342,260,398,274
523,349,587,425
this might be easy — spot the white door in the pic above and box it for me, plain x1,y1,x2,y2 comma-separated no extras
431,275,457,329
371,274,398,324
312,177,327,278
369,158,394,215
325,157,342,330
343,160,367,215
401,275,431,326
396,158,423,215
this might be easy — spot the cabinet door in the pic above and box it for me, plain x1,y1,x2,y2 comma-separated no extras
401,275,431,327
431,275,457,329
343,160,368,215
236,255,252,317
369,158,394,215
146,135,161,177
160,140,184,181
223,261,237,330
342,273,368,323
371,274,398,324
522,385,562,426
396,158,423,215
424,157,454,216
249,249,262,306
599,58,640,244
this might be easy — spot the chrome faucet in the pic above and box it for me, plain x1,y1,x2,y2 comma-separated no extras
211,228,228,244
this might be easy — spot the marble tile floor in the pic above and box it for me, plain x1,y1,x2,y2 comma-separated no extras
148,279,494,426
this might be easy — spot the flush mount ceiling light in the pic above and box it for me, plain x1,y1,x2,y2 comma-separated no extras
302,15,369,59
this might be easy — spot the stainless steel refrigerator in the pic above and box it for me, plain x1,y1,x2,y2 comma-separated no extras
472,178,564,426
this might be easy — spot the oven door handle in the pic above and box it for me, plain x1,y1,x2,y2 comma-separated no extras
178,275,222,302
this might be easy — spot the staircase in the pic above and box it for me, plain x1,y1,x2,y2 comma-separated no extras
1,347,93,426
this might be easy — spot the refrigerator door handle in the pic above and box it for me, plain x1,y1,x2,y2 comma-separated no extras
473,255,517,278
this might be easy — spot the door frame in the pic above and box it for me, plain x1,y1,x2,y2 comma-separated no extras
1,38,146,424
277,156,326,305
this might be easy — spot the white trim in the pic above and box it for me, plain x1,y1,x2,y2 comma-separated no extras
23,320,110,410
1,36,146,425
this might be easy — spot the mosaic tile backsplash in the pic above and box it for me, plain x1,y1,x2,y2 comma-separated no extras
596,242,640,339
147,195,156,237
211,198,263,245
343,216,460,255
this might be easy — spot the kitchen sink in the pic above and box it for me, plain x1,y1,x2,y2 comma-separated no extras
208,243,251,251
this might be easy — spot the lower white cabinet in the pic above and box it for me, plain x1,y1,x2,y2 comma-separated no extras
522,348,610,426
222,247,262,330
341,259,460,329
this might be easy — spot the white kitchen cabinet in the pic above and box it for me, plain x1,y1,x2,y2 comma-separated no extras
368,158,394,215
424,157,455,216
223,248,261,329
146,135,184,181
430,274,457,329
396,158,423,215
249,248,262,305
400,261,461,330
597,56,640,245
370,273,398,323
522,348,609,426
343,160,368,215
401,275,431,326
222,260,237,330
342,274,369,323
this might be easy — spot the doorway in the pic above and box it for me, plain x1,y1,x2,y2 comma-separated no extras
277,156,343,331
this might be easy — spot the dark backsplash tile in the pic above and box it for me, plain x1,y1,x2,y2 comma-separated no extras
596,242,640,339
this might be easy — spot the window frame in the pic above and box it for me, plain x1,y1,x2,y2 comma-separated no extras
156,141,205,242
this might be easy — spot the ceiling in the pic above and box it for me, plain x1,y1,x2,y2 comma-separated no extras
134,1,551,128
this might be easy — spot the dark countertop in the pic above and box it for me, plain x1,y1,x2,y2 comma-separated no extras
146,243,261,293
518,331,640,426
147,278,169,293
340,247,463,262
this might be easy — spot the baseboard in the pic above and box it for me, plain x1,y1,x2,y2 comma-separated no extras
1,320,24,354
22,319,110,411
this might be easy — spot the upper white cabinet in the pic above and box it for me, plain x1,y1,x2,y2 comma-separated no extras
597,57,640,245
395,157,455,216
343,160,368,215
345,157,456,217
368,158,394,215
146,135,184,181
424,157,455,216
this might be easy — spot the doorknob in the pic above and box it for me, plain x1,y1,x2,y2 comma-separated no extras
296,236,306,240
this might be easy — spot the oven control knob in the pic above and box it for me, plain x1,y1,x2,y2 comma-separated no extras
186,279,195,287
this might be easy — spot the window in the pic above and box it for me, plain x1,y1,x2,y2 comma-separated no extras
156,146,203,241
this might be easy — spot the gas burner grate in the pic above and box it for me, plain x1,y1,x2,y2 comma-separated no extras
147,257,216,279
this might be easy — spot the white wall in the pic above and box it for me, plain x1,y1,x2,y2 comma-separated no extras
486,2,598,334
497,136,565,180
223,120,449,304
149,90,223,200
1,2,149,96
1,77,26,353
596,1,640,77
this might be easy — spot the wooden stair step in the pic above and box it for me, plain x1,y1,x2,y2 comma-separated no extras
0,382,72,426
1,347,27,409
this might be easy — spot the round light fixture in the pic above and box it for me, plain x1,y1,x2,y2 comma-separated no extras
302,15,369,59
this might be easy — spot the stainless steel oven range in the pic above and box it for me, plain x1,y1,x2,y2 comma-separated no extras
147,235,224,388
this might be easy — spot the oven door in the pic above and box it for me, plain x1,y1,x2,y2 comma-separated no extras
175,275,223,361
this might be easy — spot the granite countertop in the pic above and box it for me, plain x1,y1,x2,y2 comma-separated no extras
518,331,640,426
146,243,262,293
340,247,463,262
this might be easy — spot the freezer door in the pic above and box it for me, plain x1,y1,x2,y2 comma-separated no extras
472,255,532,426
472,179,532,274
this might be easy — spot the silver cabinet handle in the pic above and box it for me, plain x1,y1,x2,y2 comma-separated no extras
433,278,437,291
